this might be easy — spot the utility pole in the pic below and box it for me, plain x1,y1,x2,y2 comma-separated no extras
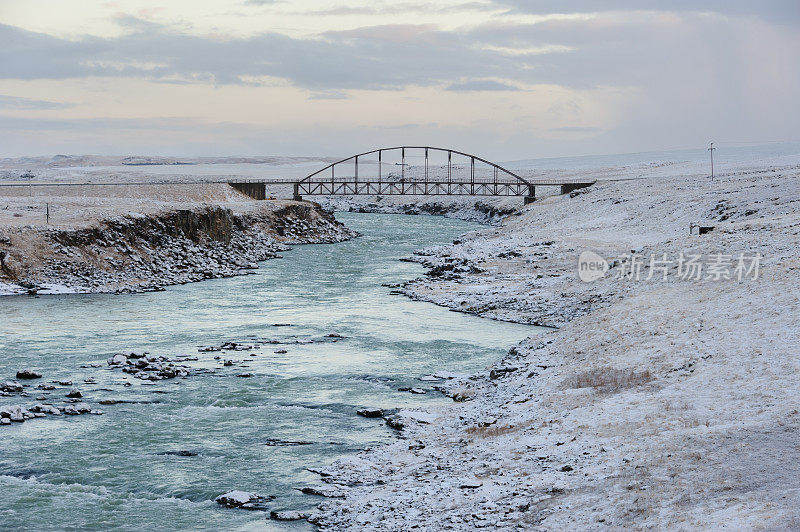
708,142,716,181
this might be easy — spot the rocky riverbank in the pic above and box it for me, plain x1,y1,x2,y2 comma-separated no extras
310,161,800,529
315,195,520,225
0,185,355,294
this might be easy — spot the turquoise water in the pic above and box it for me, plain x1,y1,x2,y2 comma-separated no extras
0,213,536,531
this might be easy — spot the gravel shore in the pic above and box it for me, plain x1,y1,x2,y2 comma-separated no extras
311,161,800,529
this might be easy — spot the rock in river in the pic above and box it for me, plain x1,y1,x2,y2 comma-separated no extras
62,402,92,415
214,490,273,510
1,381,24,393
108,354,128,366
0,405,29,422
271,510,308,521
356,408,384,418
66,388,83,398
16,369,42,379
299,485,347,498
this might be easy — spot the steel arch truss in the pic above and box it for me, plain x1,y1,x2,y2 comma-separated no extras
296,146,533,197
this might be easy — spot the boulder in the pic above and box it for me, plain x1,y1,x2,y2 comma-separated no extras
16,369,42,379
62,403,91,415
1,381,23,393
66,388,83,398
29,404,60,415
0,405,28,422
270,511,308,521
214,490,267,509
108,354,128,366
356,408,384,418
299,485,346,498
385,416,405,431
489,366,519,380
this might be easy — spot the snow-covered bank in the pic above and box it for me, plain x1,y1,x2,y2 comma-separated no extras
311,162,800,529
0,185,355,294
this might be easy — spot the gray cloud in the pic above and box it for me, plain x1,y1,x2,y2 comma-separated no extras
0,22,522,90
1,1,798,158
308,90,350,100
290,2,499,17
550,126,601,133
0,95,74,110
494,0,800,24
446,79,520,91
2,6,798,98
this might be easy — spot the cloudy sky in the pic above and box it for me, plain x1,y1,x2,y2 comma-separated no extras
1,0,798,159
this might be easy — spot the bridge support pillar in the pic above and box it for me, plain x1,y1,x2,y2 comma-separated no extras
523,185,536,205
293,182,303,202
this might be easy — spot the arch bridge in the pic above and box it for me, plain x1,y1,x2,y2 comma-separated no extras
228,146,594,204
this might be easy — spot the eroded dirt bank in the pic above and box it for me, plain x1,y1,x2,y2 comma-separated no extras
0,184,355,294
310,163,800,529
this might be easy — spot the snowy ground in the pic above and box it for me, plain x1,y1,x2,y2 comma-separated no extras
3,150,800,528
310,160,800,529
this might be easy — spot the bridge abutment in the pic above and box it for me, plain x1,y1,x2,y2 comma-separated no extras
229,182,266,200
524,185,536,205
560,182,593,195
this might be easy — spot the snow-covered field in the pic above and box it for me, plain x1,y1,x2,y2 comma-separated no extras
309,157,800,529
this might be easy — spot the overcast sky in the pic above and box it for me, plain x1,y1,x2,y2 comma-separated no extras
1,0,798,159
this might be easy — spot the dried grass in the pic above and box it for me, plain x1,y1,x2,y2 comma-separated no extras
563,367,653,393
465,419,534,438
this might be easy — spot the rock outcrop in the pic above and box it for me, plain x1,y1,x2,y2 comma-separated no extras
0,201,356,294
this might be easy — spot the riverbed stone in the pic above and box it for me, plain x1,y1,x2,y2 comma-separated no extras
385,415,405,430
66,388,83,398
62,402,92,415
0,405,28,422
215,490,267,508
270,510,308,521
1,381,23,393
108,354,128,366
31,404,61,415
299,485,346,498
357,408,384,418
16,369,42,379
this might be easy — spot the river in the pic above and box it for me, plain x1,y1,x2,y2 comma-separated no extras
0,213,536,531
